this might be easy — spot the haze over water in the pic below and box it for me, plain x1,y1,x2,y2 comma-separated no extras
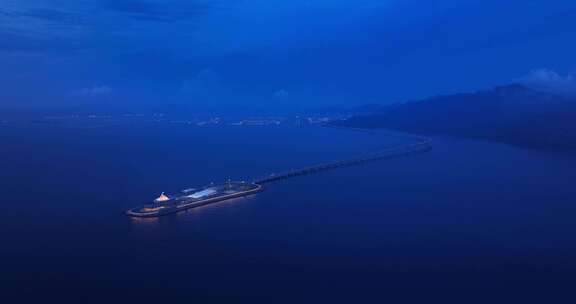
2,121,576,303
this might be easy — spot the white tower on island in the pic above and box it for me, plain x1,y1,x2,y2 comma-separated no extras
155,192,170,203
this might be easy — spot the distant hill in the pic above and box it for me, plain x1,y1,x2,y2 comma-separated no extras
334,84,576,150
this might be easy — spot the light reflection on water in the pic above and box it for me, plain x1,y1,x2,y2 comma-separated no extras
130,216,159,226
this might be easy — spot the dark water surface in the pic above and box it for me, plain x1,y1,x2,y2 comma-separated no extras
1,122,576,303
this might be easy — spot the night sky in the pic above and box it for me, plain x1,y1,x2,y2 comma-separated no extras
2,0,576,112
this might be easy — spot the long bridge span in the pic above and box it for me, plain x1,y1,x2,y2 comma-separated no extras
128,135,432,217
253,138,432,185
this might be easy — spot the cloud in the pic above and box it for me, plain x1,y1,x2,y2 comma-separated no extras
102,0,212,23
0,0,227,54
11,8,83,24
273,89,289,99
519,69,576,97
0,3,92,53
0,31,84,53
181,69,220,97
71,85,114,99
1,0,216,25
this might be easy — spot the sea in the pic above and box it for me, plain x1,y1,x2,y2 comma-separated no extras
1,117,576,303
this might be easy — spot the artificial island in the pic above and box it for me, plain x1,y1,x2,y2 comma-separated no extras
126,137,432,218
126,181,262,217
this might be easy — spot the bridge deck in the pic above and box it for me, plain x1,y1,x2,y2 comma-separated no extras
254,139,432,184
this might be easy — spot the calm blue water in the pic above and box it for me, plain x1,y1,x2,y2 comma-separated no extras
2,121,576,303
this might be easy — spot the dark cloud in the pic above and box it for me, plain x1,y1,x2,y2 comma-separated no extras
0,31,85,53
1,1,217,26
13,8,81,24
0,0,228,53
0,5,88,53
102,0,213,23
0,10,14,17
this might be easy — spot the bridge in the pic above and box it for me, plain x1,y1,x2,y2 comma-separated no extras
254,138,432,185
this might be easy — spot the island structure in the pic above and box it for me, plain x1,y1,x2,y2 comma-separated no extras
126,181,263,217
126,137,432,218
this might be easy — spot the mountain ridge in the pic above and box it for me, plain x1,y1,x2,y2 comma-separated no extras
334,84,576,150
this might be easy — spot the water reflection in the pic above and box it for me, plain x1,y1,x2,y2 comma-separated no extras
130,216,159,226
